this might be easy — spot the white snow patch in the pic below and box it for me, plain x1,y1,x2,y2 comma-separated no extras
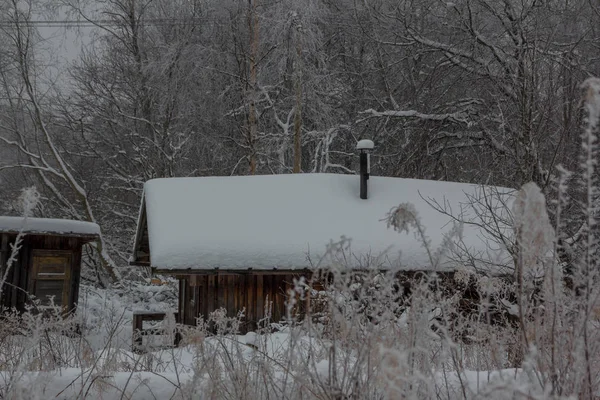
77,282,177,351
356,139,374,150
244,331,258,348
0,369,191,400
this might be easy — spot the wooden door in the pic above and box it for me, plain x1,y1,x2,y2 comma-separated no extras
29,250,72,309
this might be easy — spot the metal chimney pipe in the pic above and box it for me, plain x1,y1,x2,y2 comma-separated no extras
356,139,374,200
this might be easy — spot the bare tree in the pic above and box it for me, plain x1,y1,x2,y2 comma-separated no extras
0,0,120,283
384,0,591,187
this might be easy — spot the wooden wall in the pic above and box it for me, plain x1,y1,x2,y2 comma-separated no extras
177,271,310,332
0,233,88,313
172,269,488,335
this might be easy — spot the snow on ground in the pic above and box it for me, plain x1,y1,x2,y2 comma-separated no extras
0,282,543,399
77,281,178,351
0,333,534,399
1,369,190,400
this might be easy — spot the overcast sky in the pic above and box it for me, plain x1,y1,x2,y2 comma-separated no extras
35,10,96,92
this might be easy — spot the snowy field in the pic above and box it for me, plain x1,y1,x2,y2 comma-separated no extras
1,341,529,400
0,281,548,399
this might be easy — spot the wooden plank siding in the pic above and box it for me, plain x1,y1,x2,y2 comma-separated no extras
177,271,310,332
0,233,93,314
130,202,150,266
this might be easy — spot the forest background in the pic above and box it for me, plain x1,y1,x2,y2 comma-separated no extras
0,0,598,282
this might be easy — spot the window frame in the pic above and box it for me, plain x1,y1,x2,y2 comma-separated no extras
29,249,72,309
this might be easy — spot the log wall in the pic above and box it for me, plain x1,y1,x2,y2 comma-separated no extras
177,271,310,332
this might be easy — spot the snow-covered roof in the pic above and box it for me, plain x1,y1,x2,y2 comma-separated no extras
0,216,100,237
133,174,514,272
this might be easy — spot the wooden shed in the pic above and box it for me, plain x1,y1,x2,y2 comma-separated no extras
0,216,100,314
130,173,512,332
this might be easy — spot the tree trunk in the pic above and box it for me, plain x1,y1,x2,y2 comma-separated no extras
292,22,302,173
247,0,259,175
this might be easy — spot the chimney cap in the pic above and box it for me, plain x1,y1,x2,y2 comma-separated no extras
356,139,374,150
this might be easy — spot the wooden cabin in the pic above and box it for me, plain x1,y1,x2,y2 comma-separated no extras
130,173,512,332
0,217,99,314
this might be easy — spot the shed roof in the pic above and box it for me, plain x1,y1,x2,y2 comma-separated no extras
132,174,514,273
0,216,100,238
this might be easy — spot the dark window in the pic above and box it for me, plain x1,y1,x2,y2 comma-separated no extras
34,279,65,306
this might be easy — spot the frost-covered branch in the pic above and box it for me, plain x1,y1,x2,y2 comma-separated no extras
357,108,469,124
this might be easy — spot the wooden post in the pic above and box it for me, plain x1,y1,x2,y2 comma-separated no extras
0,234,8,307
132,313,144,352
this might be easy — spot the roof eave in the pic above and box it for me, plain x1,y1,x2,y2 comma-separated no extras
129,260,150,267
151,267,314,275
0,230,99,241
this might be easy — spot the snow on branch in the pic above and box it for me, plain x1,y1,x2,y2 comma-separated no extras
357,109,470,124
